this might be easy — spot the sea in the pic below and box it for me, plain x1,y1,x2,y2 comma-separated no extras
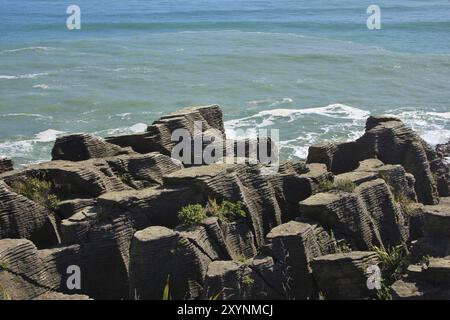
1,0,449,166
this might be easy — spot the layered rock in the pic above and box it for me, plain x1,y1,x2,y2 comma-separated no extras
1,160,129,200
263,220,337,299
0,181,59,248
307,116,446,204
299,178,407,250
392,258,450,299
104,152,183,189
52,133,133,161
0,239,90,300
310,251,379,299
106,105,225,156
0,157,13,174
129,226,212,300
203,257,286,300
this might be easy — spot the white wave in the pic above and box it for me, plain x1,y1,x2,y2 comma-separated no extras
33,84,49,90
1,47,58,54
0,140,34,158
0,73,48,80
421,130,450,147
427,111,450,120
225,104,369,132
0,113,52,120
104,123,148,136
129,123,147,133
385,109,450,146
257,104,370,120
34,129,65,143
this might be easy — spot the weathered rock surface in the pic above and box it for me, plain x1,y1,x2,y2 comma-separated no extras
0,181,59,248
203,257,286,300
52,133,134,161
299,188,381,250
392,257,450,299
0,157,13,174
129,226,212,300
1,160,130,200
436,140,450,158
307,116,447,204
97,186,203,229
2,105,450,300
310,251,379,299
0,239,90,300
106,105,224,156
104,152,183,189
264,220,337,299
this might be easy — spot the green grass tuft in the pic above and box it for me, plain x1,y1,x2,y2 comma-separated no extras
9,177,59,210
318,179,356,193
208,198,246,222
372,244,408,300
177,204,207,227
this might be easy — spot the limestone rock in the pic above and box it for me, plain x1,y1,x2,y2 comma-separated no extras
52,133,133,161
97,186,204,229
56,198,96,220
307,116,443,204
1,160,130,200
106,105,224,156
264,220,337,299
355,179,408,247
0,181,59,248
164,163,283,246
129,226,212,300
0,239,90,300
105,152,183,189
392,258,450,299
299,191,382,250
203,257,285,300
423,201,450,237
436,140,450,158
311,251,379,299
0,158,13,174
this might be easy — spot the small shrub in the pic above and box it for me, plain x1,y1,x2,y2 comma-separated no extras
177,204,207,226
318,179,356,193
243,275,254,286
9,177,59,210
208,198,246,222
0,260,8,270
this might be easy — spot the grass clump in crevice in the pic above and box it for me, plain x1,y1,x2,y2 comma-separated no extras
177,204,207,227
207,198,247,222
178,199,247,227
9,177,59,210
372,244,408,300
318,179,356,193
242,275,254,286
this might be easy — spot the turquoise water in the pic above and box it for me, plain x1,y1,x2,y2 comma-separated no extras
1,0,450,166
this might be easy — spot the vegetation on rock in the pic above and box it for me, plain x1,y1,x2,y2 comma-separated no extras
177,204,207,227
372,245,408,300
178,199,247,227
9,177,59,210
318,179,356,193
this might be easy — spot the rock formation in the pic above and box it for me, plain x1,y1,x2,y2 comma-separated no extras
1,106,449,300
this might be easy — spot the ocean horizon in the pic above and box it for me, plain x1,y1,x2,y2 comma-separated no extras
1,0,450,166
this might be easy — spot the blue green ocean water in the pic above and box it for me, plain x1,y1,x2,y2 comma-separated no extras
1,0,449,166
